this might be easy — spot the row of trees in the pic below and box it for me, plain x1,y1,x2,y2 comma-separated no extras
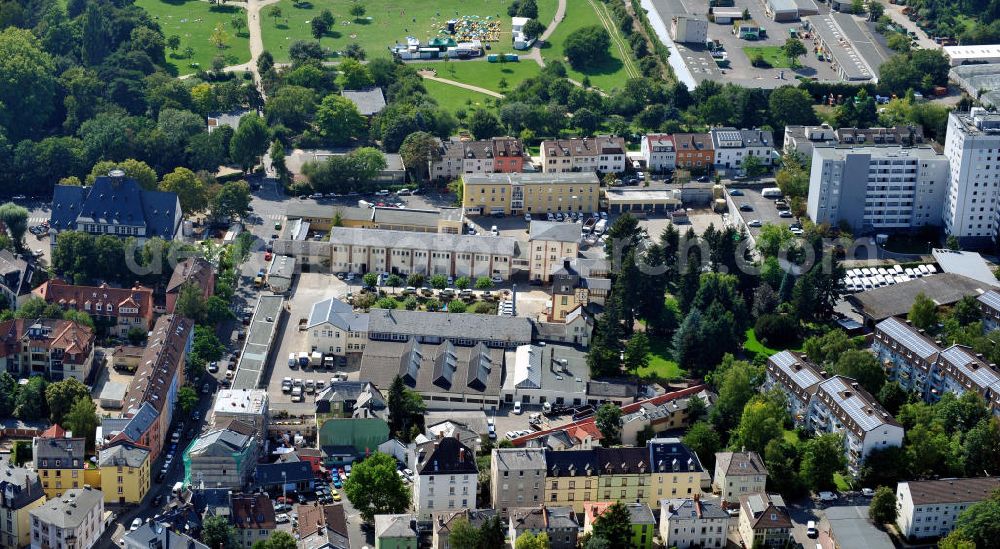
0,375,98,449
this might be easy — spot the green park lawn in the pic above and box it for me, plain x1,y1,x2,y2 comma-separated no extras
259,0,558,63
743,46,793,68
541,0,635,92
744,328,802,358
420,79,496,113
421,59,542,93
137,0,251,75
637,336,687,381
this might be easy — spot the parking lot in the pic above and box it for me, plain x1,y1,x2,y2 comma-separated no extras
649,0,847,87
728,187,797,239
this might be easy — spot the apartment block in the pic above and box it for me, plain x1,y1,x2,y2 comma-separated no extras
411,435,477,519
660,496,730,549
528,221,580,283
978,289,1000,332
672,134,714,170
30,487,104,549
806,145,948,233
896,477,1000,540
641,134,677,171
0,318,95,381
431,137,527,180
33,425,94,498
738,493,791,548
710,128,776,171
943,109,1000,246
783,124,924,158
712,451,767,507
873,316,1000,413
491,448,547,516
540,136,626,174
0,460,45,549
98,441,150,504
765,351,904,473
33,280,154,338
461,172,600,216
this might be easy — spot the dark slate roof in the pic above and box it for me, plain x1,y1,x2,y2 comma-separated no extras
255,461,314,486
648,437,704,474
414,436,477,475
49,175,181,239
124,522,209,549
341,88,386,116
0,459,44,510
545,448,599,477
34,435,86,468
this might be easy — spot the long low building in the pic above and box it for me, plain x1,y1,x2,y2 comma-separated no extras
847,273,993,323
604,188,682,214
951,64,1000,108
896,477,1000,540
285,203,465,234
806,13,889,82
462,172,601,216
273,228,519,280
232,295,285,391
367,308,532,349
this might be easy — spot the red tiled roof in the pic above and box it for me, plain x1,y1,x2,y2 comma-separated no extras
33,280,153,319
41,424,67,438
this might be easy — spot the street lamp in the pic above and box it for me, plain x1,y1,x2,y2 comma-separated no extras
281,471,286,504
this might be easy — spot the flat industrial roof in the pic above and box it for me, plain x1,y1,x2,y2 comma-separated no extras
807,13,889,81
951,64,1000,108
825,506,894,549
605,188,681,204
945,44,1000,60
232,295,284,390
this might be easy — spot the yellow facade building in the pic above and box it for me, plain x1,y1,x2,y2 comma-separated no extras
98,441,151,504
33,425,92,498
462,173,601,216
0,461,46,549
542,438,704,513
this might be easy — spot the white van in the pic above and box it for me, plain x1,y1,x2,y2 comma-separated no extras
288,353,296,367
513,401,523,414
761,187,783,198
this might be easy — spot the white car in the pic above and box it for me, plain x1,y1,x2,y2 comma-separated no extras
817,491,837,502
513,401,523,414
524,213,531,222
276,513,290,524
130,518,142,531
747,219,762,227
861,487,875,497
806,520,818,538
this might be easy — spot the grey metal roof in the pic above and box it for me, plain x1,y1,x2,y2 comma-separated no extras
233,295,284,390
715,451,768,478
876,317,940,359
329,227,518,256
529,221,582,243
849,273,992,321
374,514,418,539
661,498,730,520
359,339,504,398
124,522,210,549
30,487,103,528
122,402,159,442
372,207,443,228
978,290,1000,313
268,255,296,280
341,88,386,116
805,13,889,81
255,461,313,485
767,0,798,13
188,429,253,457
463,172,601,186
285,203,373,222
0,460,44,510
99,442,149,468
825,506,894,549
367,309,532,344
625,502,657,524
493,448,547,472
510,506,578,530
932,249,1000,287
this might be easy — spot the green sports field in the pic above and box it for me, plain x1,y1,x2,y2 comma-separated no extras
260,0,558,63
137,0,251,75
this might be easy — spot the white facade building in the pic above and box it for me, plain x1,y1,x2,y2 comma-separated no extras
710,128,776,171
896,478,1000,540
660,497,730,549
807,145,948,233
540,136,627,174
411,435,478,520
30,487,105,549
305,297,369,355
641,134,677,171
942,109,1000,246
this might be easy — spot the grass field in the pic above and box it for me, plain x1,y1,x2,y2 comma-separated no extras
260,0,558,63
743,46,793,68
834,472,853,491
420,79,496,113
138,0,251,75
541,0,636,92
744,328,802,358
420,59,541,93
637,336,686,381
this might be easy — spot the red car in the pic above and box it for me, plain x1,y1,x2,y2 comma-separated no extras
264,252,273,261
338,468,347,481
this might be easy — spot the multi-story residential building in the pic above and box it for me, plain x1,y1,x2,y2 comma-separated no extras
49,170,182,241
33,425,92,498
165,257,214,314
33,280,154,338
528,221,580,283
873,316,1000,412
461,172,601,216
0,459,46,549
491,448,547,516
710,128,776,172
712,451,767,507
896,477,1000,541
120,315,193,461
183,427,258,489
411,434,477,519
0,249,30,310
255,462,315,494
98,441,150,504
765,351,904,473
738,493,791,548
583,502,657,549
672,134,715,170
806,145,949,233
540,136,626,174
431,137,528,180
230,493,276,548
641,134,677,171
296,503,349,549
290,228,518,280
29,487,104,549
124,522,209,549
978,289,1000,332
374,514,418,549
783,124,924,158
942,108,1000,246
542,438,703,513
366,308,532,349
547,263,609,322
507,505,578,549
315,381,386,418
0,318,95,381
660,496,730,549
211,389,270,438
432,509,496,549
306,298,369,356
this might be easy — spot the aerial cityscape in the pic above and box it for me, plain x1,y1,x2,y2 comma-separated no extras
2,0,1000,548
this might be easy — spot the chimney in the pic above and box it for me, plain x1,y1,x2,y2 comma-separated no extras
459,448,465,463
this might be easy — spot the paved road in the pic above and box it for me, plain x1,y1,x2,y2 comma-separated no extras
876,1,940,50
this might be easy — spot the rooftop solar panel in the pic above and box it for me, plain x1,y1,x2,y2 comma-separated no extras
820,376,892,432
940,345,1000,389
978,290,1000,312
770,351,822,390
876,317,940,359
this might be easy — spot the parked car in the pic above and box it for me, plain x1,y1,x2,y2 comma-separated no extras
130,518,142,531
513,401,523,414
807,521,818,538
817,491,837,502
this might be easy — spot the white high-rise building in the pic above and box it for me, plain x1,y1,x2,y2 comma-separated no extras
806,145,948,233
942,108,1000,246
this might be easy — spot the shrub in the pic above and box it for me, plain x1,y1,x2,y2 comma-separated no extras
754,314,799,347
447,300,468,313
375,297,397,309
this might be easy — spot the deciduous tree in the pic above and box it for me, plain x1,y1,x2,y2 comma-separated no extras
343,453,411,523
